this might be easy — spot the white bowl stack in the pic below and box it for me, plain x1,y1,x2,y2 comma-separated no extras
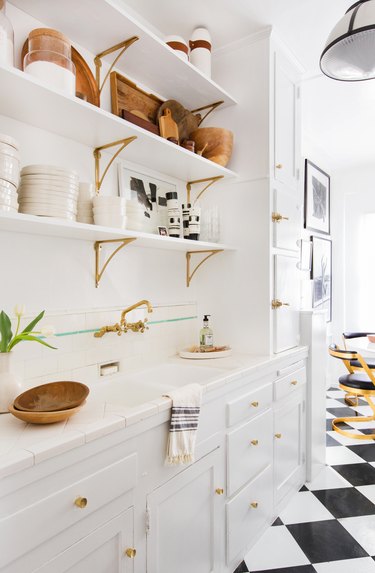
18,165,79,220
93,196,127,228
126,200,147,232
0,134,20,214
77,182,94,224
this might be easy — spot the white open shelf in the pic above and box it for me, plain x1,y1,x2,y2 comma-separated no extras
10,0,237,110
0,211,234,252
0,65,237,182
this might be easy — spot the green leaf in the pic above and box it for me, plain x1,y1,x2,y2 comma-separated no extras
0,311,13,352
21,310,45,335
8,333,57,351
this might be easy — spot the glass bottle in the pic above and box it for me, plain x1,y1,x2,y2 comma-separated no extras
0,0,14,67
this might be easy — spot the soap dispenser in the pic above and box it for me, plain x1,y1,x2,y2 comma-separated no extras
200,315,213,349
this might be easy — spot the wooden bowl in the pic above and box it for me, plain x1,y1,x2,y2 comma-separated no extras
8,402,85,424
14,381,89,412
189,127,234,167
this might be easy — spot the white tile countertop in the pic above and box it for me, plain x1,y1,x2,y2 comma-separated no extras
0,347,308,479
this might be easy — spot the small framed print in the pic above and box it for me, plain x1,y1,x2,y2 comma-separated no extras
158,226,168,236
304,160,330,235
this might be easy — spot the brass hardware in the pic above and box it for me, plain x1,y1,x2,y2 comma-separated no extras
272,299,290,310
276,163,283,169
191,101,224,126
95,36,139,97
215,488,224,495
94,137,137,193
275,433,282,439
94,238,137,287
272,212,290,223
186,175,224,205
251,401,259,407
250,502,259,509
124,548,137,559
95,299,153,338
186,250,223,287
250,439,259,446
74,497,87,509
291,380,298,386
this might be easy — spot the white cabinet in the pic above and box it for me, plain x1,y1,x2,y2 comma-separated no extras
146,447,223,573
35,508,134,573
273,253,301,353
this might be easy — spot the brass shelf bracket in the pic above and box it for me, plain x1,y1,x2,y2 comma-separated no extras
94,238,137,287
94,36,139,97
191,100,224,126
94,136,137,193
186,249,223,287
186,175,224,205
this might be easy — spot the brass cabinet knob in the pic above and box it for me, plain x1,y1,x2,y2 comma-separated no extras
250,401,259,407
250,439,259,446
272,299,290,310
125,548,137,559
276,163,283,169
291,380,298,386
272,212,289,223
215,488,224,495
275,433,282,439
74,497,87,509
250,502,259,509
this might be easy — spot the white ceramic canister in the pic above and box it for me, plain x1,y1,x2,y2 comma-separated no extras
164,35,189,61
189,27,211,77
0,352,23,413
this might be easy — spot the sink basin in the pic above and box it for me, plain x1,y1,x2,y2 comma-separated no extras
89,362,225,408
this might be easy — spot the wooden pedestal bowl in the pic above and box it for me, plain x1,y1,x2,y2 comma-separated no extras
189,127,234,167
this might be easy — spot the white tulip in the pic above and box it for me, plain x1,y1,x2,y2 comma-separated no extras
40,325,56,337
14,304,25,317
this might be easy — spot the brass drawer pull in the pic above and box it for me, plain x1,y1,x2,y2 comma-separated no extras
215,488,224,495
276,163,283,169
74,497,87,509
272,299,290,310
272,212,289,223
251,401,259,407
125,548,137,559
250,502,259,509
291,380,298,386
250,439,259,446
275,433,282,439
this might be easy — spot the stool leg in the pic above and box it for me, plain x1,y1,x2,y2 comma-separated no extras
332,396,375,441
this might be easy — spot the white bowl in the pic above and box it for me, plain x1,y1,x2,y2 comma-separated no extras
0,194,18,208
21,165,78,178
20,176,79,188
19,198,77,213
0,133,19,150
93,206,126,215
77,216,94,224
0,155,20,184
77,199,93,207
0,204,17,213
18,188,78,201
19,204,76,219
94,213,127,228
93,196,126,208
0,178,17,192
0,186,17,199
0,143,20,159
78,182,94,200
127,221,147,232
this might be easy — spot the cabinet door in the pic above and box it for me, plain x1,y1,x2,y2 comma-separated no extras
34,508,134,573
273,254,300,353
274,50,300,189
146,448,223,573
274,391,305,508
272,186,301,251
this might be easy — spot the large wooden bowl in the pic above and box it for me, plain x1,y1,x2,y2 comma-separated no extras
190,127,234,167
14,381,89,412
8,402,85,424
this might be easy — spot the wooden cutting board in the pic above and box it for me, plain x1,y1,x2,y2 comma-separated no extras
158,108,179,141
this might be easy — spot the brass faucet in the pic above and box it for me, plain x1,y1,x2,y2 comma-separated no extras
94,299,153,338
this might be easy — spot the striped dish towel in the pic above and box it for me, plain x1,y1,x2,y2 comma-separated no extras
163,383,203,465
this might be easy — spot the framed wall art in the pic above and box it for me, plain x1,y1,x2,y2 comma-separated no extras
304,159,330,234
311,235,332,322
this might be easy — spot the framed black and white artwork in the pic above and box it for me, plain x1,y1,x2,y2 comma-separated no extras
311,235,332,322
304,160,330,235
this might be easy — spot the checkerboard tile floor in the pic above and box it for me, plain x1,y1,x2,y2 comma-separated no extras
233,387,375,573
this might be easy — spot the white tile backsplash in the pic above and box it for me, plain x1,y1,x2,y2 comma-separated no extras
13,303,198,388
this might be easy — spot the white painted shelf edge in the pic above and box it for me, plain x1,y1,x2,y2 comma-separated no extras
0,211,235,252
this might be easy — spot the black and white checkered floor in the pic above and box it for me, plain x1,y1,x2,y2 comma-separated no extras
234,387,375,573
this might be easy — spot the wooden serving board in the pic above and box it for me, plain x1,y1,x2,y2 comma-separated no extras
110,71,163,124
159,108,179,140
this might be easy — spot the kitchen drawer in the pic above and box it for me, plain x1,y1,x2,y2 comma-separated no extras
0,453,137,569
227,409,272,496
227,382,272,427
226,465,272,564
274,367,306,402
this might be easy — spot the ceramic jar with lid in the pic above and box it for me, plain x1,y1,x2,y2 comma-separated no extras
0,0,14,66
164,35,189,61
189,27,211,77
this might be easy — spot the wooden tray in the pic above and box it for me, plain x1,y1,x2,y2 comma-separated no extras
179,346,232,359
121,109,159,135
111,71,163,125
22,39,100,107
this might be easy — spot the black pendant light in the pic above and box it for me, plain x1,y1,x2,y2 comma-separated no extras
320,0,375,81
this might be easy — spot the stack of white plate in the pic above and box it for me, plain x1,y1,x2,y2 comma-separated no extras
93,196,126,228
126,200,147,232
77,182,94,224
18,165,79,220
0,134,20,214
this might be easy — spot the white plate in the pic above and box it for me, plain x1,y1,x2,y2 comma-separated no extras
19,204,76,218
19,199,77,213
179,347,232,359
19,188,78,200
20,177,79,188
21,165,78,178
